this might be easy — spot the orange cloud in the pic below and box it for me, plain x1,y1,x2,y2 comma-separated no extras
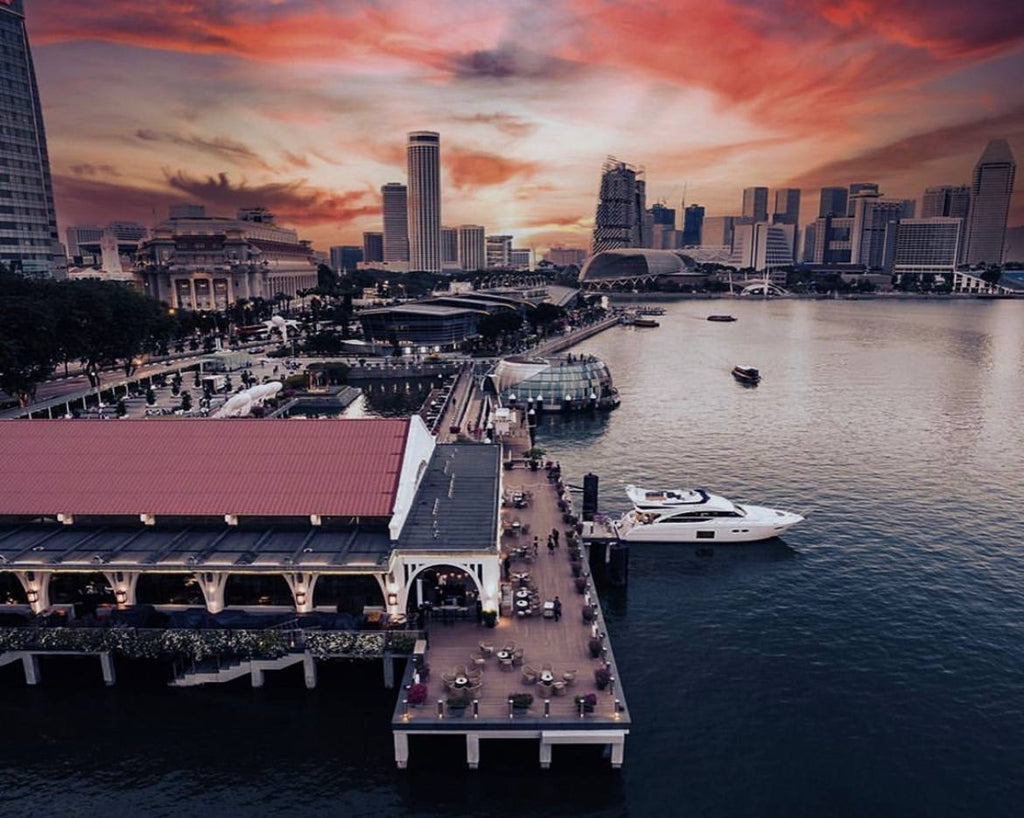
445,148,539,188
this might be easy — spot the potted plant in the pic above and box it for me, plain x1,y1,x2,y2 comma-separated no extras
594,667,612,690
447,692,470,713
570,562,583,578
407,682,428,706
510,692,533,712
574,693,597,713
587,637,603,659
482,609,497,628
574,577,588,594
581,605,595,623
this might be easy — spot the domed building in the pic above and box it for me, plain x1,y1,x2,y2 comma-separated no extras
579,248,702,290
487,355,619,411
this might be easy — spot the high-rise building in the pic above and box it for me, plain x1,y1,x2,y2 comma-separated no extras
381,182,409,263
682,205,704,246
592,158,646,253
886,217,962,281
543,246,587,267
0,0,61,278
330,245,362,272
701,216,735,249
66,222,148,265
805,216,854,264
649,203,675,227
486,234,513,268
407,131,441,272
847,183,879,216
850,193,913,268
742,187,769,222
509,249,531,270
818,187,848,218
731,222,795,276
440,226,458,265
362,231,384,263
921,185,971,219
457,225,485,270
772,189,801,225
963,139,1016,265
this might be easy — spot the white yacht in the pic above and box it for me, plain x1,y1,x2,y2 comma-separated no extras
611,484,804,543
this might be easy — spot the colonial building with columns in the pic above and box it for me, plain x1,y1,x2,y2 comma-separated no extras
134,206,319,311
0,417,502,621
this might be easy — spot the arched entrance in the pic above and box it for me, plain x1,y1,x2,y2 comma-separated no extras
314,575,385,616
224,574,293,607
136,573,205,606
50,572,115,613
405,565,482,615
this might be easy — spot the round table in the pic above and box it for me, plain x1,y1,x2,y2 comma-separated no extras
515,589,530,600
453,676,469,688
539,671,554,685
496,650,511,661
515,599,529,610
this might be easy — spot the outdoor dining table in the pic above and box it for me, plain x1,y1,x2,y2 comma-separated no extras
515,599,530,610
496,650,512,661
452,675,470,689
514,589,531,600
539,670,555,685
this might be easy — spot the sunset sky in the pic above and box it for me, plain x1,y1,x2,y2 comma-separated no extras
28,0,1024,252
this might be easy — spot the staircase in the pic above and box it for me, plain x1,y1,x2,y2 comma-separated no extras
170,652,305,687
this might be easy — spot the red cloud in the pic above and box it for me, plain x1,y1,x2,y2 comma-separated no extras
445,148,539,188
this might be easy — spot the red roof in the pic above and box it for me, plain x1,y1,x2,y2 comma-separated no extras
0,418,410,519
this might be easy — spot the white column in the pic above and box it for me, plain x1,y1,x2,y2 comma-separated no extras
610,736,625,769
283,572,319,613
195,571,229,614
303,652,317,689
22,654,40,685
539,740,552,770
103,570,140,608
480,556,502,616
99,652,116,686
15,571,51,614
466,733,480,770
394,732,410,769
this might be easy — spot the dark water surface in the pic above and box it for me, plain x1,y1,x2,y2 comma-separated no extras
3,299,1024,817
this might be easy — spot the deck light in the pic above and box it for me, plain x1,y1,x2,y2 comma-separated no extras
26,589,39,604
387,593,398,607
437,700,444,719
544,700,550,718
508,697,514,719
115,589,128,605
473,700,479,718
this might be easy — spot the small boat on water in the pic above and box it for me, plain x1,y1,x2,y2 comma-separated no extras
707,315,737,322
732,365,760,385
639,307,666,316
632,318,659,328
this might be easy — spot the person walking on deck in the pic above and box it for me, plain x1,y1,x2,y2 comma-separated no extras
553,596,562,621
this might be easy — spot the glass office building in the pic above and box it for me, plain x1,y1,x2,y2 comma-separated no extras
0,0,61,277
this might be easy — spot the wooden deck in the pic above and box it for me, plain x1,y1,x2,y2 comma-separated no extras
393,420,629,730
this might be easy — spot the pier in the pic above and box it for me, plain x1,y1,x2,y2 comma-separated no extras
532,314,621,357
391,412,630,770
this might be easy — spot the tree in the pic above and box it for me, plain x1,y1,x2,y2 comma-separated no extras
317,263,339,293
528,303,565,330
180,390,192,412
0,292,59,406
478,311,523,341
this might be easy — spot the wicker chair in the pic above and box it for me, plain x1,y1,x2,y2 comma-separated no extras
562,668,577,686
552,681,567,696
521,667,538,685
478,642,494,657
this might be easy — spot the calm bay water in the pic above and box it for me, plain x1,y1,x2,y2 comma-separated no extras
3,299,1024,817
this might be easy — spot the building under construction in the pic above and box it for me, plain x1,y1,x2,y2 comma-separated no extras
591,158,646,254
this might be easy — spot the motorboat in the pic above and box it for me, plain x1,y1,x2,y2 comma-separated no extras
707,315,737,322
611,484,804,543
732,365,760,385
631,318,659,328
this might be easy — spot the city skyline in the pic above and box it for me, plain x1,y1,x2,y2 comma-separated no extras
19,0,1024,252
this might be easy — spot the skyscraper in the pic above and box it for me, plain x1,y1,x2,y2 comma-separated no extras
742,187,769,222
701,216,735,249
772,189,801,225
682,205,705,246
457,225,485,270
362,231,384,263
818,187,848,218
847,183,879,216
850,193,912,268
381,182,409,263
592,158,645,253
407,131,441,272
440,227,458,266
886,218,962,281
0,0,61,277
921,185,971,219
963,139,1016,265
486,235,513,268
